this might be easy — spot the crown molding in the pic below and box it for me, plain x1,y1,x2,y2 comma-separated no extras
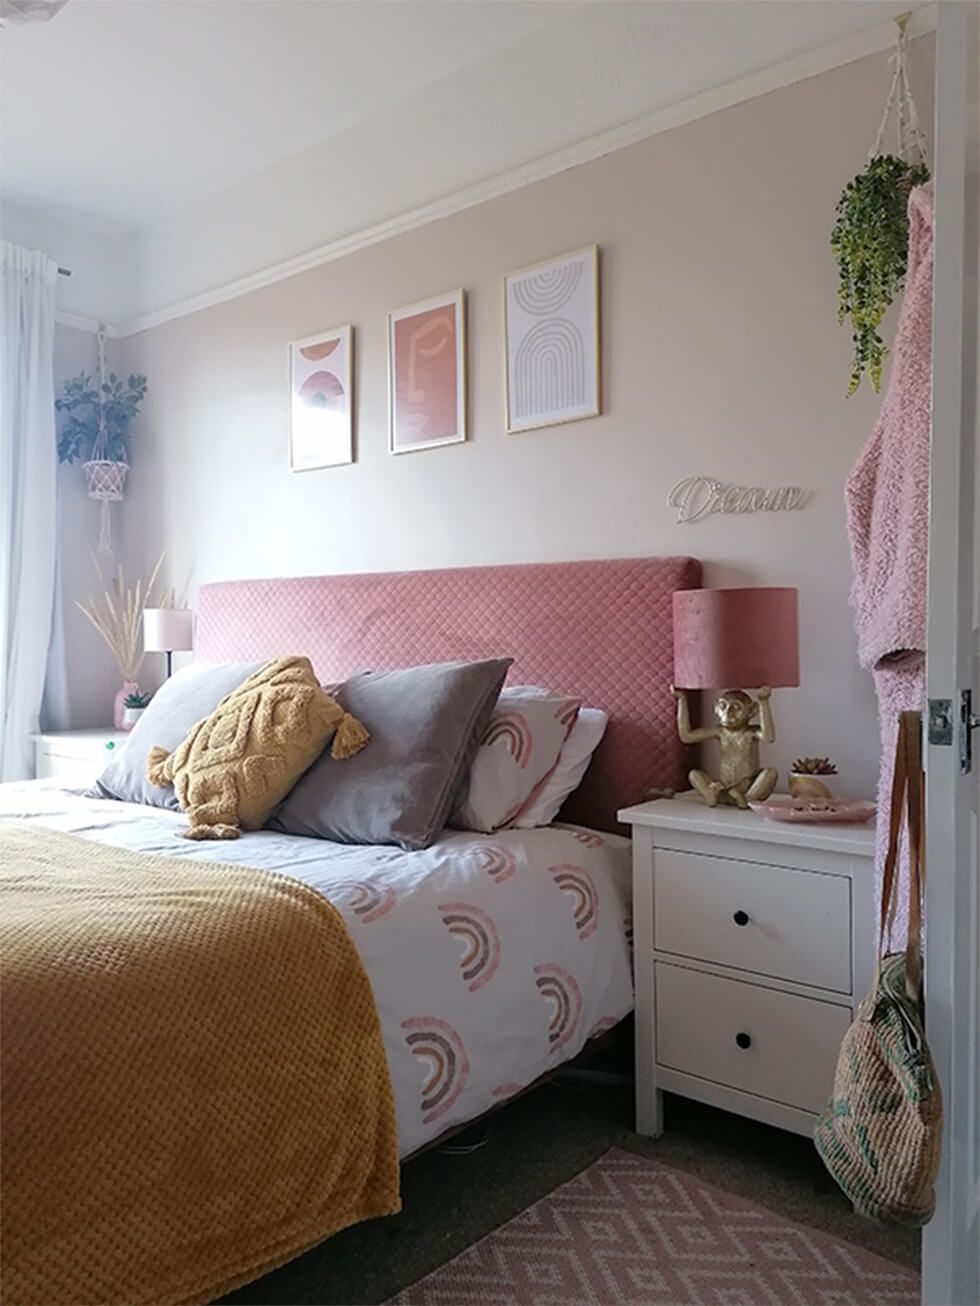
115,3,937,339
55,311,120,337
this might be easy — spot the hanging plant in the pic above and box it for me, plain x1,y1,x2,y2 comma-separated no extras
55,368,147,465
832,21,929,395
54,327,147,552
832,154,929,394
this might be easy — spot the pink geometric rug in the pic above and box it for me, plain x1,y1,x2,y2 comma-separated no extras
387,1148,918,1305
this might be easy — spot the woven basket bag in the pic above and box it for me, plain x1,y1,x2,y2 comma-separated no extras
814,711,943,1225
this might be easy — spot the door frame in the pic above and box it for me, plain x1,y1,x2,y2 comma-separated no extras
922,3,979,1304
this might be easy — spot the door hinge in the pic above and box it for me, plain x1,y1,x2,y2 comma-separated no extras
961,688,978,775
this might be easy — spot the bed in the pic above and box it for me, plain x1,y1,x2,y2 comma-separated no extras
0,555,699,1303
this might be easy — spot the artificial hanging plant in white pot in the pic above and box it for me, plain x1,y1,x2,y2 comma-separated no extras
55,330,147,552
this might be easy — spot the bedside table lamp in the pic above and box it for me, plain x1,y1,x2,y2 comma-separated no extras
671,587,799,808
143,608,193,679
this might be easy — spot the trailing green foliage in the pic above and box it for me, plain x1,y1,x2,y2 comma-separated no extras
56,371,148,464
831,154,929,395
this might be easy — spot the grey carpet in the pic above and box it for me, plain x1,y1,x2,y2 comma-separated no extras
220,1076,919,1305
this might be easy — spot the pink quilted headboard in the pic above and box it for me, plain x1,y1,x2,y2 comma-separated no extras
196,556,700,833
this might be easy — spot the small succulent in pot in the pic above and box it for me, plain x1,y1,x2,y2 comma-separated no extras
121,690,151,731
789,756,838,800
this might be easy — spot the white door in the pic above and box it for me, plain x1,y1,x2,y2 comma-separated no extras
922,4,979,1304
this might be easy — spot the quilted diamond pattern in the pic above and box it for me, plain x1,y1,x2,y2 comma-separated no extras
196,557,701,832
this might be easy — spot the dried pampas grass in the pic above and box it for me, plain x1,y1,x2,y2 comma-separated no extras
76,552,173,683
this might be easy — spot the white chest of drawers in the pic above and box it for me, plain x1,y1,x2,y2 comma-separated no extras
618,795,875,1139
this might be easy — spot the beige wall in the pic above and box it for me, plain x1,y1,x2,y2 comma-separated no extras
115,39,934,797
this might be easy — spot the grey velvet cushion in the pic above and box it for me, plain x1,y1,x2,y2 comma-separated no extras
91,661,262,808
271,658,512,850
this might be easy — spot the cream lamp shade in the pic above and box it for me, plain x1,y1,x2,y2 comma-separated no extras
143,608,193,677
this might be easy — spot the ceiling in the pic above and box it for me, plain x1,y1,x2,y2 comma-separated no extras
0,0,931,325
1,0,579,227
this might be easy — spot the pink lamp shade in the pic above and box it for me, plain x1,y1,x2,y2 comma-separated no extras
143,608,194,654
672,587,799,690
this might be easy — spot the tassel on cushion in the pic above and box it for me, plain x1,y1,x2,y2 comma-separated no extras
331,712,370,760
146,745,172,788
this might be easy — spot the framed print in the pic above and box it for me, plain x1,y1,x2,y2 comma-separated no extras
388,289,466,454
289,325,353,471
504,245,600,433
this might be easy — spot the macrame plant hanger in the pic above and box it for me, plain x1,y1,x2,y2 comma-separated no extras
870,16,929,169
82,326,128,554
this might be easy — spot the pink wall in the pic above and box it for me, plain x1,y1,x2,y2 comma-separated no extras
114,38,935,797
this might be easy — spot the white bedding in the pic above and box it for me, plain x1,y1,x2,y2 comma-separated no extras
0,781,634,1158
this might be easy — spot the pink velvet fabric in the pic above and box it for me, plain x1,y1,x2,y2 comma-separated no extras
845,182,933,946
195,556,701,833
672,588,799,689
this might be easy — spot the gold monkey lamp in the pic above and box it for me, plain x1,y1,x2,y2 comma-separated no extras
670,587,800,808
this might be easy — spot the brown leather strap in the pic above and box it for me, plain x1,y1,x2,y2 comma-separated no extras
901,711,925,1001
877,713,910,951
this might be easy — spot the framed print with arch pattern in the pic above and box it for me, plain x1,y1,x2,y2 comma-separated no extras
503,245,600,433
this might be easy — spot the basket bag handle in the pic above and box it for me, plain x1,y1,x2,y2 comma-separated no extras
872,710,925,1006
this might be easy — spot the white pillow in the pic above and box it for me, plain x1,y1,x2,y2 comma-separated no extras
510,707,608,828
451,687,580,834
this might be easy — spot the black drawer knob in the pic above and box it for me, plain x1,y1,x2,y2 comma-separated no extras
733,910,749,926
735,1032,752,1050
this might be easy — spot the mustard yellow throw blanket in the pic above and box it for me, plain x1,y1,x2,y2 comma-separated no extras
0,826,400,1306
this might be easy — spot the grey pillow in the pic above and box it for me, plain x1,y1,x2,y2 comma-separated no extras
91,661,262,808
272,658,512,850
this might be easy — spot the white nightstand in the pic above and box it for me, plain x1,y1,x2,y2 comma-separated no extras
31,729,129,784
618,794,875,1140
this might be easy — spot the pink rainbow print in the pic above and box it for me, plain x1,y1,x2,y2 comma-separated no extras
571,830,604,849
554,701,581,728
473,844,518,884
327,878,396,925
492,1082,525,1100
401,1017,470,1124
481,711,533,769
548,864,599,940
438,901,501,991
534,962,583,1052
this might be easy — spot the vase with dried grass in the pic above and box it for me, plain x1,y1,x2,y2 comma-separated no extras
76,553,174,727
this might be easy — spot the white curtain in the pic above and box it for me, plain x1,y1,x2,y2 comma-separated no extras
0,242,59,780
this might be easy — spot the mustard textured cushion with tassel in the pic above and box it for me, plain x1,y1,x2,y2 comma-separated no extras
146,655,369,840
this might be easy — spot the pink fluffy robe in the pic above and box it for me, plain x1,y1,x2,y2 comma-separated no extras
845,181,933,947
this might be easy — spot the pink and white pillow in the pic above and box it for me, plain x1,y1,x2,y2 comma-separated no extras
511,707,608,829
452,687,580,834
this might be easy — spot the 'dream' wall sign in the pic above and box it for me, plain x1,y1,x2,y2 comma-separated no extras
668,476,811,524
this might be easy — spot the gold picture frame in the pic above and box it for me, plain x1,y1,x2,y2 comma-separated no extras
503,244,600,434
387,288,467,455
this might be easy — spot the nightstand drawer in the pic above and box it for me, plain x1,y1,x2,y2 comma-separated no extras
655,962,850,1115
653,849,852,993
34,733,126,783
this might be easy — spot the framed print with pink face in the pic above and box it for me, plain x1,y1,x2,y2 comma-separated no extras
388,289,466,454
289,325,353,471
